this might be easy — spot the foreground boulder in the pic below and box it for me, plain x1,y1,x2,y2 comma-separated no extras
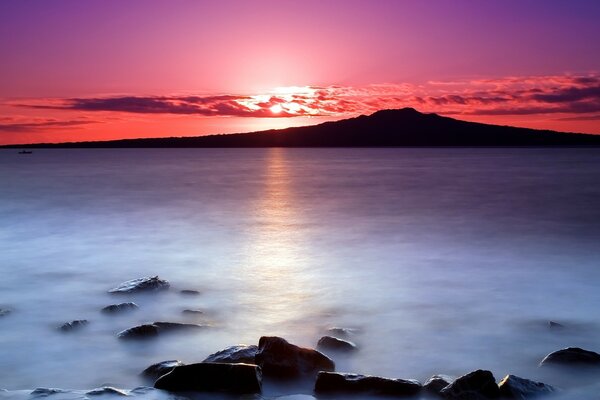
440,370,500,399
154,362,261,393
498,375,555,399
317,336,357,352
424,374,454,396
102,302,139,314
255,336,334,378
59,320,88,332
142,360,186,380
118,322,205,339
540,347,600,367
314,371,421,396
109,276,170,294
203,345,258,364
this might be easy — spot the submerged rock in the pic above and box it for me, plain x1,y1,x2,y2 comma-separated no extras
424,374,454,396
255,336,334,379
540,347,600,367
30,388,70,397
86,387,128,396
154,362,262,393
203,344,258,364
440,369,500,399
0,308,11,317
314,371,421,396
182,309,204,315
498,375,555,399
317,336,357,352
180,289,200,295
59,320,88,332
109,276,169,294
117,322,205,339
142,360,186,380
548,321,564,329
102,302,139,314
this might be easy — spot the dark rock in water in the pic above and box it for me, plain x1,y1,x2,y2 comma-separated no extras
540,347,600,366
182,309,204,315
86,387,128,396
317,336,357,352
154,362,262,393
117,322,205,339
59,320,88,332
548,321,564,329
440,369,500,399
142,360,186,380
203,345,258,364
109,276,169,294
30,388,70,397
326,327,357,338
498,375,555,399
314,371,421,396
0,308,11,317
424,374,454,396
255,336,335,379
102,302,139,314
118,324,159,339
180,289,200,295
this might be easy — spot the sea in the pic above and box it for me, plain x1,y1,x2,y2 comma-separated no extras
1,148,600,399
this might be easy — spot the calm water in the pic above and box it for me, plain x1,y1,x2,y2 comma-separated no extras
1,148,600,399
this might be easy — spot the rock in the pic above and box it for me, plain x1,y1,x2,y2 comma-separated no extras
109,276,169,294
0,308,11,317
102,302,139,314
203,345,258,364
326,327,357,338
86,387,128,396
440,369,500,399
548,321,564,329
154,362,261,393
30,388,69,397
180,289,200,295
424,374,454,396
142,360,186,380
255,336,335,378
317,336,357,352
498,375,555,399
182,309,204,315
117,322,205,339
59,320,88,332
540,347,600,366
314,371,421,396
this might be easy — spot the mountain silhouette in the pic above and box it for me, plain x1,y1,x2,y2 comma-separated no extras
8,108,600,147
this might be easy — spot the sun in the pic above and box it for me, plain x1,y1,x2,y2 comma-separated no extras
270,104,283,114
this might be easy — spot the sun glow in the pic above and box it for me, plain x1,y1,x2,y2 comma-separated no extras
270,104,283,114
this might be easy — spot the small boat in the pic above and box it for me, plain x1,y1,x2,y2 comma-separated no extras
18,150,33,154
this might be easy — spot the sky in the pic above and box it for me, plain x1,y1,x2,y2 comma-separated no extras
1,0,599,145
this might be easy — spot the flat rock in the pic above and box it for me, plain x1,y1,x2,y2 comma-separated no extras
180,289,200,295
314,371,421,396
498,375,555,399
142,360,186,380
317,336,357,352
86,387,128,396
102,302,139,314
540,347,600,366
117,322,205,339
440,369,500,399
154,362,262,393
255,336,335,379
182,309,204,315
424,374,454,395
109,276,169,294
203,345,258,364
59,320,88,332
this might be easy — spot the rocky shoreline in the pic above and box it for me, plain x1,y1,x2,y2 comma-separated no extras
2,276,600,399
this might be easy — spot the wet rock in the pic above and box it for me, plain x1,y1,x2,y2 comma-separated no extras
440,369,500,399
548,321,564,329
109,276,169,294
0,308,11,317
30,388,70,397
102,302,139,314
326,327,357,338
498,375,555,399
59,320,88,332
180,289,200,295
86,387,128,396
314,371,421,396
424,374,454,396
154,362,262,393
255,336,335,379
540,347,600,366
142,360,186,380
182,309,204,315
203,345,258,364
317,336,357,352
117,322,206,339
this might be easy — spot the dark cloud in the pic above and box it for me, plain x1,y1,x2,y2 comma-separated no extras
0,119,94,133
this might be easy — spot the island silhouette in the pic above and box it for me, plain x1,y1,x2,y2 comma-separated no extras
6,108,600,148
